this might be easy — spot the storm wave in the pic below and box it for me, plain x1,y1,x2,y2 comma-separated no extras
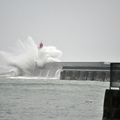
0,37,62,77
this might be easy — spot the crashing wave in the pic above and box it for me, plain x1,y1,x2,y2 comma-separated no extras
0,37,62,77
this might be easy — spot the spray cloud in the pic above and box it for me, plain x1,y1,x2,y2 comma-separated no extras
0,37,62,76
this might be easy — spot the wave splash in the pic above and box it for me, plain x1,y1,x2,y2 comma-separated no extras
0,37,62,78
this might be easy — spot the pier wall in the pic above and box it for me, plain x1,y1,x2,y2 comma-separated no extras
60,63,110,81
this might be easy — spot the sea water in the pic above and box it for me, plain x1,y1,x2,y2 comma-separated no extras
0,78,109,120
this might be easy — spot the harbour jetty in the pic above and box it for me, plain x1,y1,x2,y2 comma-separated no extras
60,62,110,81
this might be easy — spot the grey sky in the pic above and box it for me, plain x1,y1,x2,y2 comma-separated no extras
0,0,120,62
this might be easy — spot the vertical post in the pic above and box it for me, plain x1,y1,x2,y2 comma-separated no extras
103,63,120,120
110,63,112,89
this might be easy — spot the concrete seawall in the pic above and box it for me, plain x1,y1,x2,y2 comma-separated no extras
60,70,110,81
60,62,110,81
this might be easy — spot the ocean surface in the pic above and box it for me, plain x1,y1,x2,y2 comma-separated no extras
0,78,109,120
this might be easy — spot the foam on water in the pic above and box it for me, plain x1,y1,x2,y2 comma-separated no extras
0,37,62,78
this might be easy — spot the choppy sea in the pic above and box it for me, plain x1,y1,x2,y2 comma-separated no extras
0,78,109,120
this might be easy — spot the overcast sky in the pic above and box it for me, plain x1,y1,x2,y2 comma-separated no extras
0,0,120,62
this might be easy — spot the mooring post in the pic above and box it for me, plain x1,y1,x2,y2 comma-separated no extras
102,63,120,120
